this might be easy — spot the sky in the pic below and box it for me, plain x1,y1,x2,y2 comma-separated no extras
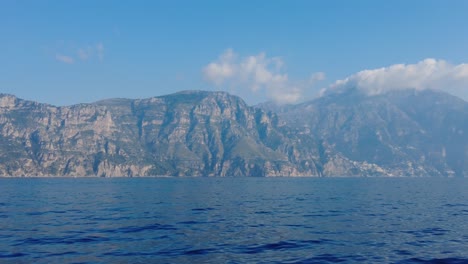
2,0,468,105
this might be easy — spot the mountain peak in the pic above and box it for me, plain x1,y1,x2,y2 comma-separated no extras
0,94,18,108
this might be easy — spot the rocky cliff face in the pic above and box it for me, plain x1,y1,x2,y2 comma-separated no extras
0,91,319,176
0,88,466,177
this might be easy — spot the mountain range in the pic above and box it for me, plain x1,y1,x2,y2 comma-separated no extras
0,88,466,177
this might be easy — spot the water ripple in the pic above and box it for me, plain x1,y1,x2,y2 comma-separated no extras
285,253,367,264
233,239,333,254
396,257,468,264
1,178,468,263
103,223,177,233
14,235,109,246
191,207,216,212
0,252,28,258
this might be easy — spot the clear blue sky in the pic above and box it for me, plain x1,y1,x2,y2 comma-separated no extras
2,0,468,105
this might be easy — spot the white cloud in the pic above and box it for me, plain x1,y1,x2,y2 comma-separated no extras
77,48,90,60
96,42,104,61
203,49,236,85
310,72,326,83
329,58,468,100
54,42,105,64
203,49,323,104
77,43,104,62
55,54,74,64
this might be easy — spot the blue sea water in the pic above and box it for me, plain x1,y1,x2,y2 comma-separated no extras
1,177,468,263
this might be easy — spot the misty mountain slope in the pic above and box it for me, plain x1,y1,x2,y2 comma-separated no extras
385,90,468,176
0,91,319,176
266,88,468,177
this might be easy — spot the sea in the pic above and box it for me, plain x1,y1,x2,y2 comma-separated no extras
1,177,468,264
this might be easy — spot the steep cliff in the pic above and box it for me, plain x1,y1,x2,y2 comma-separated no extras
0,91,319,176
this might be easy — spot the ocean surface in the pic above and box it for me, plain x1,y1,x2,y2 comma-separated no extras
1,177,468,263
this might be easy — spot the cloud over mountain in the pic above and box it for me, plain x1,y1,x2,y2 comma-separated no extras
329,59,468,101
203,49,320,104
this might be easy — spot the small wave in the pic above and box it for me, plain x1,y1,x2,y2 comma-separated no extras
396,257,468,264
14,235,109,246
45,251,79,257
103,207,129,213
183,248,218,255
234,239,331,254
105,223,177,233
239,241,301,253
50,210,67,214
88,215,133,221
26,211,47,216
420,227,448,235
287,253,366,263
102,251,155,257
191,207,216,212
394,249,413,256
25,210,67,216
444,203,467,208
405,240,434,247
254,211,272,215
0,252,28,258
177,220,203,225
404,227,448,237
303,214,326,217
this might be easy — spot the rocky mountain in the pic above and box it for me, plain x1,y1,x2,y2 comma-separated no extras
0,91,320,177
0,88,466,177
261,88,468,177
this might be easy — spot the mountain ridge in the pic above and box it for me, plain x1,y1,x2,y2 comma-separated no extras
0,89,466,177
257,88,468,177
